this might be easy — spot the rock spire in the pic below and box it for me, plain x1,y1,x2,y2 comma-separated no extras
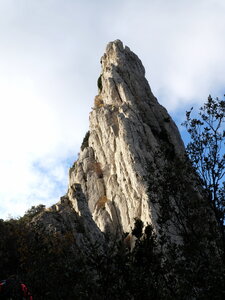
68,40,185,235
36,40,190,246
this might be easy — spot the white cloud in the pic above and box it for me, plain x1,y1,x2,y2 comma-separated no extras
110,0,225,108
0,0,225,218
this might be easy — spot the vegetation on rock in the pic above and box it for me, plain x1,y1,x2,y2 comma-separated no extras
94,95,104,108
81,131,90,151
97,75,103,92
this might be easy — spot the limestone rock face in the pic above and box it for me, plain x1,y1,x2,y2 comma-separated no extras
36,40,189,248
66,40,185,236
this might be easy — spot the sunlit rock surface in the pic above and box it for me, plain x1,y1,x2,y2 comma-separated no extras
68,40,185,234
36,40,188,247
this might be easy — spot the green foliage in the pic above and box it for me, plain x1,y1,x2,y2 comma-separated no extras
97,75,103,92
132,218,143,239
0,215,163,299
81,131,90,151
23,204,46,220
183,95,225,252
0,206,224,299
0,218,20,278
146,149,225,299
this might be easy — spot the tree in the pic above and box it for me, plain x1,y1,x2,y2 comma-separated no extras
183,95,225,250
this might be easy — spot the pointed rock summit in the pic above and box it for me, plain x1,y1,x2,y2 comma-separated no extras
36,40,195,246
68,40,186,234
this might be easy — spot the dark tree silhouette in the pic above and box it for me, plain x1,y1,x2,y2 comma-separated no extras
183,95,225,250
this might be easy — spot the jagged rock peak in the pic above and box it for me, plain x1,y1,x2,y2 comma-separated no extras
36,40,186,247
33,40,219,261
103,39,145,76
97,39,156,108
67,39,186,237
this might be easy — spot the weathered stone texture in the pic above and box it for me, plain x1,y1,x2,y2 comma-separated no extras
66,40,186,236
34,40,190,251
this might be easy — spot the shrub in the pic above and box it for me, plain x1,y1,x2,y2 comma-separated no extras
97,74,103,92
91,162,103,178
96,196,108,210
94,95,104,108
132,218,143,239
22,204,46,220
81,131,90,151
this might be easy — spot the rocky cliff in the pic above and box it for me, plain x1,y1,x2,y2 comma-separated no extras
35,40,198,247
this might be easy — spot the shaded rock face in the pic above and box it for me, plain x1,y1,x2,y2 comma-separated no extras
67,40,186,236
36,40,188,247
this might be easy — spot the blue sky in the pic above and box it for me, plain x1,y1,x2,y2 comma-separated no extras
0,0,225,219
